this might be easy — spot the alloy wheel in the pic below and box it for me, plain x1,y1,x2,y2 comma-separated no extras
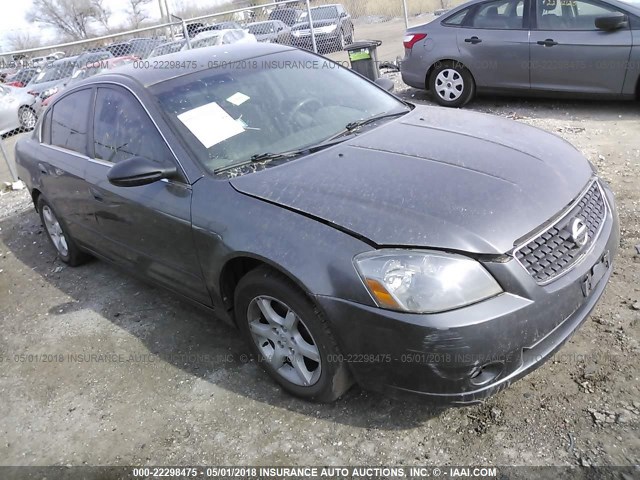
42,205,69,257
247,295,322,387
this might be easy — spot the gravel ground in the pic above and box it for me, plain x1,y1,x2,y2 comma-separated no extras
0,85,638,468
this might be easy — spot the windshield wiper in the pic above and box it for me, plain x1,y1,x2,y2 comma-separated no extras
215,136,355,174
345,110,410,132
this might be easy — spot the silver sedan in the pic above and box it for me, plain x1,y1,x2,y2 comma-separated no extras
401,0,640,107
0,84,38,135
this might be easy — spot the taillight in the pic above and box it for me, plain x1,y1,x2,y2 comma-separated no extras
27,90,38,96
403,33,427,50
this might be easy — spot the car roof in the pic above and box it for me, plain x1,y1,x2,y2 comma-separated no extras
78,43,296,88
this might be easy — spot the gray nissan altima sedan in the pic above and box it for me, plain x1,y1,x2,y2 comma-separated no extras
15,44,619,404
401,0,640,107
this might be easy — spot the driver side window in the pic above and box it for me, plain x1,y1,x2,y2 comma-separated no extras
93,87,173,166
537,0,620,30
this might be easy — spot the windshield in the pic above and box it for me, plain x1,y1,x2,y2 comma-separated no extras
30,60,75,84
151,49,409,174
248,23,275,34
149,41,186,57
301,6,339,21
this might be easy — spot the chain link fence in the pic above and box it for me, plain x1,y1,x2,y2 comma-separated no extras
0,0,461,184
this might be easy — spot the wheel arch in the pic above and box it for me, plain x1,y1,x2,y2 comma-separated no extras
31,188,42,212
218,254,316,326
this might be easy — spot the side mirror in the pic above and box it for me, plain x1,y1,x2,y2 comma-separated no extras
107,156,177,187
595,13,628,31
375,77,395,93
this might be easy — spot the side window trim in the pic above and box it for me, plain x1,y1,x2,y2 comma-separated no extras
91,83,189,184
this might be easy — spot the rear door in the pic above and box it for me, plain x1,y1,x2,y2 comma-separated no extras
530,0,632,94
456,0,531,90
83,85,211,305
38,88,95,245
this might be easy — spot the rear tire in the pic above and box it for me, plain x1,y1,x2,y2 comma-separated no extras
235,266,353,402
429,61,475,108
37,195,89,266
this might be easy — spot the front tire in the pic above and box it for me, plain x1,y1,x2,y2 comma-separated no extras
19,107,37,130
429,61,475,108
38,195,89,266
235,266,352,402
336,30,345,50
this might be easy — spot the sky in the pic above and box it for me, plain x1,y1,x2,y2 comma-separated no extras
0,0,228,53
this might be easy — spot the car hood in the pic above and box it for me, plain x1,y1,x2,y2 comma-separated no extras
230,106,593,254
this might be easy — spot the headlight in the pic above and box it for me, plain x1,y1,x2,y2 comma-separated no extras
315,25,337,34
41,87,58,99
292,30,303,37
354,250,502,313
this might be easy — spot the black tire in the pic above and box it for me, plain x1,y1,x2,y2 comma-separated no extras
336,29,346,50
346,26,354,45
37,195,89,266
19,106,37,131
235,266,353,402
429,61,475,108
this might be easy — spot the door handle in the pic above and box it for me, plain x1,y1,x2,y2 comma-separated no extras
89,187,104,202
537,39,558,47
464,36,482,44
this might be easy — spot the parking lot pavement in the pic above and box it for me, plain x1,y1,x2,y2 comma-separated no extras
0,93,639,467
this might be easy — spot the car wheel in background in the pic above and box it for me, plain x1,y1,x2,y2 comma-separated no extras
336,30,346,50
19,107,37,130
429,61,475,108
235,266,353,402
38,196,89,266
346,27,354,45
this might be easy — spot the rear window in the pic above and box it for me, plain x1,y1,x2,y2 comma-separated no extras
443,8,471,25
50,89,92,155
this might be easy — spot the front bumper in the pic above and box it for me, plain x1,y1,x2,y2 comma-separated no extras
316,182,619,404
291,31,339,49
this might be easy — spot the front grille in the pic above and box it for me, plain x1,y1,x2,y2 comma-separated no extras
514,180,607,284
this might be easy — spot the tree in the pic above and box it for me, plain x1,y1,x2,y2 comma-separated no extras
26,0,99,41
6,31,42,51
127,0,153,29
91,0,112,32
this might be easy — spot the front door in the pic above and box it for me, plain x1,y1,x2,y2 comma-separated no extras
83,85,211,306
530,0,632,94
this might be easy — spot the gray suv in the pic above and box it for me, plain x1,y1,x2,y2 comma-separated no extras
401,0,640,107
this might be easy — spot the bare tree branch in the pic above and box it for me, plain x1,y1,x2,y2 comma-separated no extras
91,0,112,32
26,0,98,41
127,0,153,29
6,31,42,51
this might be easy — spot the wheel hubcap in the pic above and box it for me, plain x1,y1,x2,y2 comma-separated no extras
21,109,36,129
247,296,321,387
435,69,464,102
42,205,69,257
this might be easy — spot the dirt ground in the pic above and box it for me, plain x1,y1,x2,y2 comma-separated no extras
0,78,639,469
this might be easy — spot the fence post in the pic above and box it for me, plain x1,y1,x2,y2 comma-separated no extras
0,138,18,182
305,0,318,54
402,0,410,29
172,15,192,49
